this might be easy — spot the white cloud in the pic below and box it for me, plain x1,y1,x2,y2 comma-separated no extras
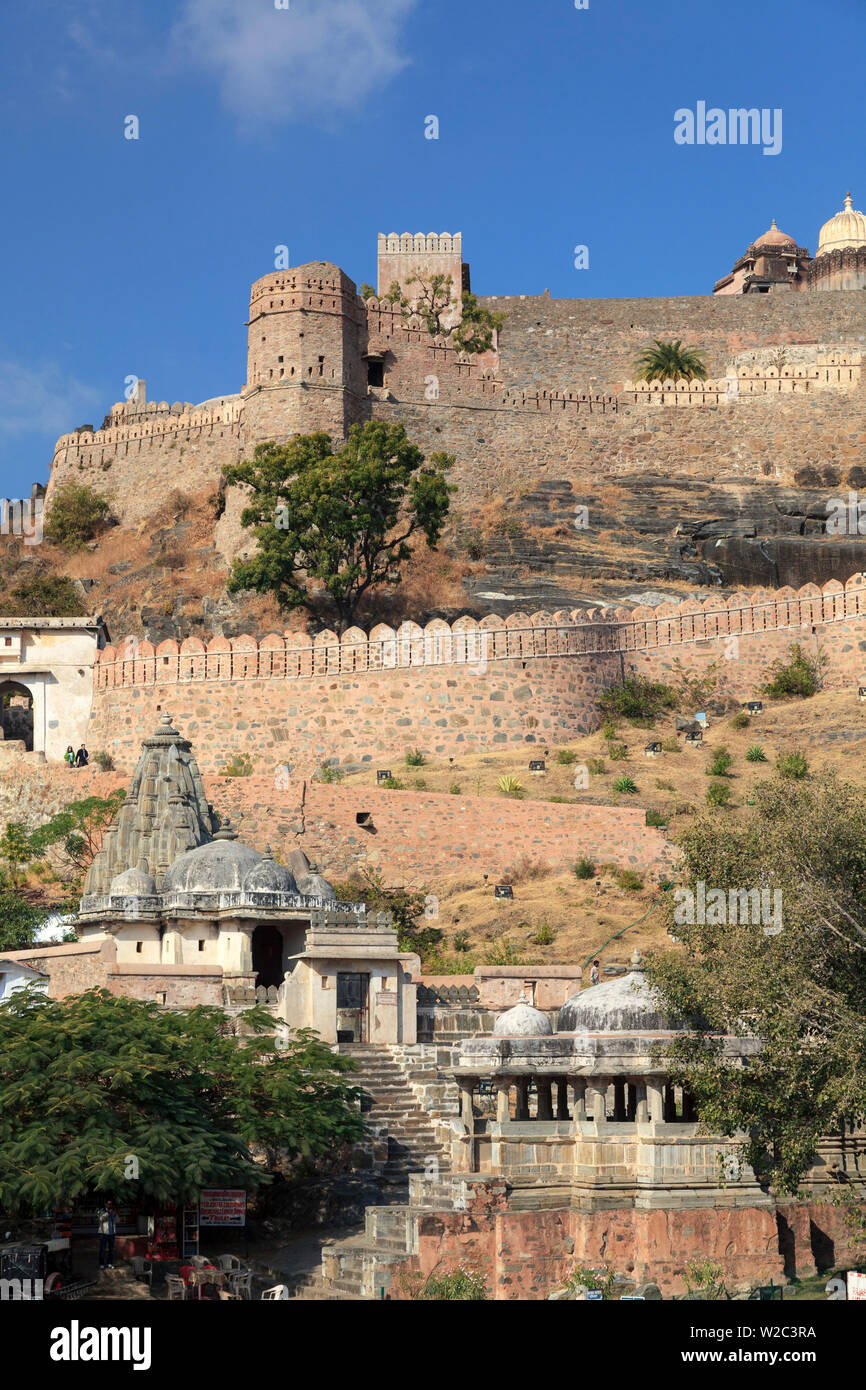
171,0,418,129
0,361,103,439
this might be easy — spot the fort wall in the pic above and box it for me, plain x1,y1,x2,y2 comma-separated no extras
44,257,866,527
87,577,866,775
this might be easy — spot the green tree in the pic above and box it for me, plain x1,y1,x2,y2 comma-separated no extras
224,422,453,633
0,989,365,1212
646,771,866,1194
761,642,824,699
2,574,86,618
26,790,127,889
330,867,443,960
44,483,113,552
0,883,54,953
386,273,504,355
633,339,709,384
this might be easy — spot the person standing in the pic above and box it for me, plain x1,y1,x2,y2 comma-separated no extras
97,1199,117,1270
75,743,89,767
589,960,600,986
64,746,75,768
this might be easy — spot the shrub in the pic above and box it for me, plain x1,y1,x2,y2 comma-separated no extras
612,775,638,794
405,748,426,767
598,676,678,725
645,809,668,827
587,757,606,775
573,858,595,880
44,483,113,551
746,745,767,763
615,868,644,891
534,923,557,946
601,716,619,740
556,749,578,765
655,779,675,791
509,855,551,883
484,941,527,966
220,753,255,777
464,538,485,561
607,742,628,762
706,781,732,807
761,642,823,699
402,1264,489,1301
562,1264,616,1299
497,775,525,799
729,711,751,730
4,574,86,617
705,746,733,777
661,737,681,753
452,930,471,953
412,778,427,790
449,782,462,795
683,1259,727,1300
94,751,115,772
381,775,405,790
777,750,809,780
316,763,344,784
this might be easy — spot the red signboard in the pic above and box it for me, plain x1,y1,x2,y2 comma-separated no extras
199,1189,247,1227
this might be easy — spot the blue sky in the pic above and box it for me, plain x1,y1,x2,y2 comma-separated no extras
1,0,863,497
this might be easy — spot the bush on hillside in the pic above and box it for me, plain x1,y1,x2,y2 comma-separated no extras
44,483,113,552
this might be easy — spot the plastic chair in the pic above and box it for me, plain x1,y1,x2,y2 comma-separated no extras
166,1275,186,1301
229,1270,253,1299
131,1256,153,1287
261,1284,288,1300
217,1254,242,1272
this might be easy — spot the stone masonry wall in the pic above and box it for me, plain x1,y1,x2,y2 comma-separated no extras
88,577,866,775
45,264,866,527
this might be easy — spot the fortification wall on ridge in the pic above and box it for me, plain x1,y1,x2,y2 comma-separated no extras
44,262,866,527
88,577,866,775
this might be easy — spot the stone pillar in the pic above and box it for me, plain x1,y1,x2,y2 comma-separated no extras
586,1079,607,1123
635,1082,649,1123
495,1077,512,1123
556,1079,570,1121
459,1079,475,1131
571,1078,587,1122
646,1079,665,1123
537,1078,553,1121
516,1077,530,1122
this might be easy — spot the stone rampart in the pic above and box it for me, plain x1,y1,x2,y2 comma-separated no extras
87,577,866,774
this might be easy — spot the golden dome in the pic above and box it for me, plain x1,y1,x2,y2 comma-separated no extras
817,192,866,257
754,219,795,248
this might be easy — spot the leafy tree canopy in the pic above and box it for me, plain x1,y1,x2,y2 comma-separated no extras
24,790,127,890
646,771,866,1194
0,882,54,953
0,989,365,1212
1,573,86,618
44,483,113,552
223,421,454,632
633,339,709,384
330,867,443,961
383,274,504,355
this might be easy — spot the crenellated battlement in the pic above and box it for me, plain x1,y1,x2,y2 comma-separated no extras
94,576,866,690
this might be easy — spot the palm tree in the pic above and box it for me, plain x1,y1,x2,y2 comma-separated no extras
633,339,709,384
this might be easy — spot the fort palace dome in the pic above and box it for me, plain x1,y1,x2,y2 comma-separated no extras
755,219,795,248
817,192,866,257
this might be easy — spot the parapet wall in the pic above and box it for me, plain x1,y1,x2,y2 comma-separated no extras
88,577,866,774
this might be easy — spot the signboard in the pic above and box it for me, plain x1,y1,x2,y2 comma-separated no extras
584,1290,603,1301
494,884,514,899
847,1271,866,1300
199,1189,247,1227
528,760,546,773
376,770,392,784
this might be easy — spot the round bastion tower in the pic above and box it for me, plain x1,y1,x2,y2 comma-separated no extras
243,261,368,449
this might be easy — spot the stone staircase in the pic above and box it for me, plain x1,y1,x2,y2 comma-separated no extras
316,1173,472,1300
284,1046,462,1299
342,1044,454,1185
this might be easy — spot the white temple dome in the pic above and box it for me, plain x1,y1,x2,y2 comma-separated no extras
492,1002,553,1037
557,953,676,1033
817,192,866,257
162,832,264,894
109,864,157,896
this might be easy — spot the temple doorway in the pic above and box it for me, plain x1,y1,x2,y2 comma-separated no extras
252,924,285,990
337,972,370,1043
0,681,34,751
